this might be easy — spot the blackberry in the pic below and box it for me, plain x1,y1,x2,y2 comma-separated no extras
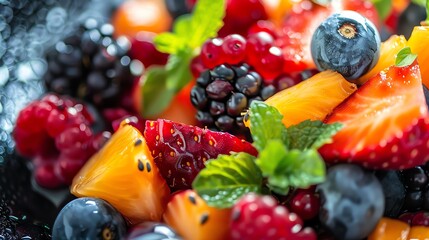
190,64,277,135
44,18,141,109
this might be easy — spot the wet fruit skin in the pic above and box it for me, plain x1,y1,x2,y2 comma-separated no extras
52,197,127,240
163,190,231,240
71,120,170,225
317,164,385,240
311,10,381,80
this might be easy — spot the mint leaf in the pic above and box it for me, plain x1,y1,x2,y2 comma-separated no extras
286,120,343,150
154,33,185,55
188,0,226,48
192,152,263,208
165,50,194,91
412,0,426,7
141,67,175,117
371,0,392,20
396,47,417,67
256,140,326,195
248,101,288,151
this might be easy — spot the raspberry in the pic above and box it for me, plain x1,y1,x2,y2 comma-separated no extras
230,193,316,240
13,94,109,189
44,18,141,109
190,63,277,135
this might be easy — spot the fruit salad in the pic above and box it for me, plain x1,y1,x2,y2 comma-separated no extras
2,0,429,239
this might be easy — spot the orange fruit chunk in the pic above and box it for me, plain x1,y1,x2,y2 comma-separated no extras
408,26,429,88
71,120,170,225
408,226,429,240
368,218,410,240
263,70,357,127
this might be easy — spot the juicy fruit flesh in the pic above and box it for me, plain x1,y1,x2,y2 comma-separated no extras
71,122,170,225
163,190,232,240
321,62,429,169
408,27,429,89
358,35,408,85
264,70,357,127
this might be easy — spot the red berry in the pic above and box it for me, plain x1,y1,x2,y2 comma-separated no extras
201,38,225,69
230,193,316,240
290,190,320,220
248,20,278,39
399,212,415,225
55,125,93,159
34,164,63,189
190,56,206,78
129,31,169,68
222,34,247,65
412,211,429,226
255,46,284,81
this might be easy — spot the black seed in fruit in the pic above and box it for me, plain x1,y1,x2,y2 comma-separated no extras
227,93,248,116
206,80,234,100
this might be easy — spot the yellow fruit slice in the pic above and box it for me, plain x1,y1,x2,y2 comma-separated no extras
71,120,170,225
358,35,408,85
368,218,410,240
408,26,429,88
261,70,357,127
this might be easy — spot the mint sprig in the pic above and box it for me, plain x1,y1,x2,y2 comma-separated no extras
396,47,417,67
371,0,392,21
193,101,342,207
192,152,263,208
141,0,226,117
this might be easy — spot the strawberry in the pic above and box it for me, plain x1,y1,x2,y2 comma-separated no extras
71,119,170,225
278,0,379,73
163,190,231,240
230,193,316,240
319,61,429,169
144,119,258,191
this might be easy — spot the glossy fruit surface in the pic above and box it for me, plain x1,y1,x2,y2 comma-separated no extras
408,26,429,88
126,222,182,240
376,171,406,217
262,70,357,127
358,35,407,85
311,10,381,80
320,61,429,169
317,164,384,240
408,226,429,239
71,120,170,225
52,197,127,240
144,119,257,191
163,190,231,240
230,193,316,240
367,218,410,240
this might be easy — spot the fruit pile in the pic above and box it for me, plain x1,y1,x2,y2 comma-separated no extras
3,0,429,239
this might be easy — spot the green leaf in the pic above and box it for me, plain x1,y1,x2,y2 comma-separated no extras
192,152,263,208
396,47,417,67
141,66,175,117
188,0,226,48
154,33,185,55
371,0,392,20
256,140,326,195
286,120,343,150
165,50,194,91
248,101,288,151
412,0,426,7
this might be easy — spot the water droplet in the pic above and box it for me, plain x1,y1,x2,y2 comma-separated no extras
46,7,67,33
130,60,144,76
0,66,10,86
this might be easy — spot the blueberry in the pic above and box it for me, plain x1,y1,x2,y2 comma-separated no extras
311,11,381,80
317,164,384,240
125,222,182,240
52,198,126,240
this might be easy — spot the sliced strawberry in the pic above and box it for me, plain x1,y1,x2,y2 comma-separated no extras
163,190,231,240
278,0,379,73
71,120,170,225
319,61,429,169
144,119,258,191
